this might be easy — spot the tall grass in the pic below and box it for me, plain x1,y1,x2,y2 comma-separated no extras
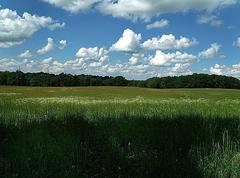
0,96,240,177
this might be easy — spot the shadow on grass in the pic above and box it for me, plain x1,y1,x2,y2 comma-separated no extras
0,114,239,178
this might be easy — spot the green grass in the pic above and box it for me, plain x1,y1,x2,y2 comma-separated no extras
0,87,240,177
1,86,240,100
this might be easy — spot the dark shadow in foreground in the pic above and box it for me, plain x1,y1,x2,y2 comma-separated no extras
0,114,239,178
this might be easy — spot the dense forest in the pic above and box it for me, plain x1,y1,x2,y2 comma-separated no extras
0,71,240,89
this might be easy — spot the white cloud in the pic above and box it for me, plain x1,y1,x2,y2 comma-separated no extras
42,0,100,13
75,47,108,66
97,0,238,21
171,63,191,73
1,54,239,80
59,40,67,50
230,64,240,77
37,38,55,55
111,28,142,53
146,19,169,29
0,8,65,48
142,34,197,51
233,37,240,48
129,53,145,65
129,55,139,65
112,29,198,53
0,47,108,75
0,54,194,80
0,41,23,48
0,58,20,71
210,63,240,77
40,57,64,73
150,50,197,66
199,43,221,59
92,62,193,79
210,64,226,75
220,54,226,59
197,14,222,27
42,0,239,21
18,50,32,58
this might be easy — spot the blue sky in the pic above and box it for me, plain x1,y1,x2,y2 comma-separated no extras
0,0,240,79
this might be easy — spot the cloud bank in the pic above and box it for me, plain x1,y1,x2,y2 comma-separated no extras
0,8,65,48
42,0,239,21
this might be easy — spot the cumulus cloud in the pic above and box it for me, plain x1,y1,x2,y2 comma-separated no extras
59,40,67,50
42,0,100,13
7,52,240,79
233,37,240,48
0,53,195,80
0,47,109,75
197,14,222,27
75,47,108,66
230,64,240,77
42,0,239,21
128,53,145,65
199,43,221,59
171,63,192,74
0,8,65,48
146,19,169,29
20,54,240,79
0,58,20,71
210,64,226,75
150,50,197,66
129,55,139,65
40,57,65,73
97,0,238,21
142,34,197,51
37,38,55,55
111,28,142,53
111,29,198,55
210,63,240,77
18,50,32,58
5,57,240,79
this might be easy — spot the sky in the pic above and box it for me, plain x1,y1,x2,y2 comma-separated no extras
0,0,240,79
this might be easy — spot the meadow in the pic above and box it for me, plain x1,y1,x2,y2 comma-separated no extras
1,86,240,178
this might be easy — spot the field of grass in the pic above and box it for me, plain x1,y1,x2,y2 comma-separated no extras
1,87,240,177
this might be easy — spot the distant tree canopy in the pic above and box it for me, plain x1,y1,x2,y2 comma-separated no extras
0,71,240,89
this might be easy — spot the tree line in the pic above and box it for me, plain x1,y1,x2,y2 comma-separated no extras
0,71,240,89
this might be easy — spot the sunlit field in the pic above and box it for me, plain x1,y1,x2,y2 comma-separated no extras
1,87,240,178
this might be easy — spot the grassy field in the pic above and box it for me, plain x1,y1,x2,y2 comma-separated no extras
1,87,240,177
1,86,240,100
